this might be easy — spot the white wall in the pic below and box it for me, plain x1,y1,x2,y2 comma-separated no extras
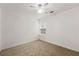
1,5,79,52
1,7,39,50
41,7,79,52
0,8,1,51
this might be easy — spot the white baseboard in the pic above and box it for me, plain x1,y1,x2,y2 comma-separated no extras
1,39,37,50
42,39,79,52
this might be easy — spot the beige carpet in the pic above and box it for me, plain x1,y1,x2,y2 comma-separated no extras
0,40,79,56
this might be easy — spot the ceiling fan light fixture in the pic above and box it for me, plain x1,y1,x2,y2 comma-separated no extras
38,9,44,14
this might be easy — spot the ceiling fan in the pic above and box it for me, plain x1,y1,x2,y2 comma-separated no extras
30,3,48,8
29,3,54,14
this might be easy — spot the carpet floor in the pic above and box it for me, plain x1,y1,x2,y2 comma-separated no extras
0,40,79,56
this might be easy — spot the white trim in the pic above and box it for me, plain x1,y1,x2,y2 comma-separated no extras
42,39,79,52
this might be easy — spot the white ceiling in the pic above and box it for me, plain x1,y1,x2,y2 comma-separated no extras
49,3,79,14
0,3,79,18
